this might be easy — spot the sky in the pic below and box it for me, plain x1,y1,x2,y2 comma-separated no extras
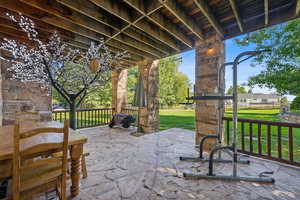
178,35,295,101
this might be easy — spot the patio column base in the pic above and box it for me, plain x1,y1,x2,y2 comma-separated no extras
195,34,225,151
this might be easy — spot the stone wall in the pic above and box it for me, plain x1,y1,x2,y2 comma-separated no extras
195,34,225,150
0,59,52,125
138,59,160,133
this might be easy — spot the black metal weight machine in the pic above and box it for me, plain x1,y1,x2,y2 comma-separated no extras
180,50,275,183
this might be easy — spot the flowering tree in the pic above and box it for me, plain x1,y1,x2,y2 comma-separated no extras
0,13,128,129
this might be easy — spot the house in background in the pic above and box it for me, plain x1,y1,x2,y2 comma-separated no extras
226,93,281,109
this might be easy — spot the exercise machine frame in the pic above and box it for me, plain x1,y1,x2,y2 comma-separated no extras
181,50,275,183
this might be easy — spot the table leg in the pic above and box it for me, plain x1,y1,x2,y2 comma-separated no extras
70,144,83,197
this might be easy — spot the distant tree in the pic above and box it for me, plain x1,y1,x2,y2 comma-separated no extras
127,66,138,104
174,72,191,103
227,85,248,94
235,18,300,95
81,81,112,108
280,96,289,106
159,56,180,107
291,96,300,110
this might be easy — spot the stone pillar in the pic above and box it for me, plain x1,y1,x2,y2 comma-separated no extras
195,34,225,150
0,59,52,125
0,58,2,126
112,69,128,113
138,59,160,133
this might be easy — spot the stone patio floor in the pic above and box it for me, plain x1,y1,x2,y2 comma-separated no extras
67,126,300,200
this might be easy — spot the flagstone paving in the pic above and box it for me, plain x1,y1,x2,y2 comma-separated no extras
72,126,300,200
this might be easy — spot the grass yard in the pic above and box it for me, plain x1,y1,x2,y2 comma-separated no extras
159,108,281,131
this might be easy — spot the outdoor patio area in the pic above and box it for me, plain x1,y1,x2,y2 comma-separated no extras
67,126,300,200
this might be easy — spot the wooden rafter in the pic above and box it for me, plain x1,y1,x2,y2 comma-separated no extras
56,0,174,55
88,0,181,51
1,0,155,59
124,0,194,48
0,0,297,62
192,0,224,36
0,4,146,62
159,0,204,40
264,0,269,25
0,17,138,66
229,0,243,32
20,0,164,58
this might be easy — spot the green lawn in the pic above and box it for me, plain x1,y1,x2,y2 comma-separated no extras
159,108,281,131
159,109,196,131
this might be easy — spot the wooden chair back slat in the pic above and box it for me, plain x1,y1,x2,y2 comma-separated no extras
13,120,69,200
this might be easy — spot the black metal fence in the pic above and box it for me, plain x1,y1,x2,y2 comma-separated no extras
53,108,114,129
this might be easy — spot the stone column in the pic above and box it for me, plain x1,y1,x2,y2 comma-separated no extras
195,34,225,150
0,58,2,126
112,69,128,113
138,59,160,133
0,58,52,125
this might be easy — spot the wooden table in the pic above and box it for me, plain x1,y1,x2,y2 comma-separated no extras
0,121,88,197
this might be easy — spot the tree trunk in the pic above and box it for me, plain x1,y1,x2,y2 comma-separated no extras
69,100,77,130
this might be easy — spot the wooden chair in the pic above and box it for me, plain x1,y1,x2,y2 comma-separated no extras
15,111,40,123
12,121,69,200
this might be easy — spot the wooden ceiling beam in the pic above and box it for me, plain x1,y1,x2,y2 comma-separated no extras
264,0,269,25
88,0,181,52
192,0,224,36
0,25,87,50
122,28,175,54
56,0,173,55
0,0,158,60
20,0,163,59
71,34,144,61
229,0,243,32
0,26,135,66
123,0,146,14
159,0,204,40
0,10,143,63
123,0,194,48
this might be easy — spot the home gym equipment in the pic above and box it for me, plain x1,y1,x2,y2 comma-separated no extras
181,50,275,183
179,61,249,164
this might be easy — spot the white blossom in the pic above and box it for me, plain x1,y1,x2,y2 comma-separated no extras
0,13,129,105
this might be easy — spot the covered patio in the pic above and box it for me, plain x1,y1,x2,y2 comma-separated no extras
69,126,300,199
0,0,300,199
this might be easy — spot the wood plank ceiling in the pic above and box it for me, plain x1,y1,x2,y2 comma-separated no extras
0,0,298,67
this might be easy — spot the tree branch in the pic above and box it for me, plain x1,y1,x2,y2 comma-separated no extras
43,58,72,104
76,90,88,107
